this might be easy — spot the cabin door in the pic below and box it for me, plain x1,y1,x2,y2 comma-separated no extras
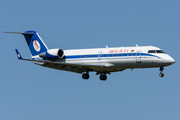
98,51,102,60
136,51,142,63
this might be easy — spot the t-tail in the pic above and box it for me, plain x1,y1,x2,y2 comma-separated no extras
5,30,48,58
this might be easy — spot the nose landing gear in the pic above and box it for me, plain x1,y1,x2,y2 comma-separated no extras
159,67,164,77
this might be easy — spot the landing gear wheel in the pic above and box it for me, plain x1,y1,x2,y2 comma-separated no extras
159,67,164,77
82,73,89,79
159,73,164,77
100,75,107,81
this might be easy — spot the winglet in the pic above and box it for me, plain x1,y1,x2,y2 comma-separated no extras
15,49,23,60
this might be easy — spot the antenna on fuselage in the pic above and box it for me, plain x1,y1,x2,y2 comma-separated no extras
136,44,139,47
106,45,108,48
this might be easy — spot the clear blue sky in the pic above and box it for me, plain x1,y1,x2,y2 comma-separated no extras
0,0,180,120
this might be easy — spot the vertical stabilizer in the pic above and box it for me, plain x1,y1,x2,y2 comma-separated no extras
23,31,48,57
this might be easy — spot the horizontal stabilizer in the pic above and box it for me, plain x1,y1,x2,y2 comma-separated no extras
4,32,34,35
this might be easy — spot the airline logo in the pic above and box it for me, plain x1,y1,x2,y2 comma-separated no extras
33,40,41,52
109,49,135,53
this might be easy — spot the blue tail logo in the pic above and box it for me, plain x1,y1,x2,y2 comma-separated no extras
23,31,48,57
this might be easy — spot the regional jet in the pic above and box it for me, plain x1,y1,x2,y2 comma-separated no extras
6,31,175,80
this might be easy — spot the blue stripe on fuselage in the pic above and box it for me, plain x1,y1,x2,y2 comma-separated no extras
64,53,159,59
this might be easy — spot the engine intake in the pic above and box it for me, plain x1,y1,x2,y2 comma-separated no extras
39,49,64,60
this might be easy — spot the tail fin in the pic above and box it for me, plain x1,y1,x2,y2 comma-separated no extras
4,30,48,57
23,31,48,57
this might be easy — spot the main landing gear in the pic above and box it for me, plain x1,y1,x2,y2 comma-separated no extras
99,74,107,81
82,73,107,81
82,73,90,79
82,71,108,81
159,67,164,77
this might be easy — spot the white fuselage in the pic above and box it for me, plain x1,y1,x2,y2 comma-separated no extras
62,46,175,70
33,45,175,78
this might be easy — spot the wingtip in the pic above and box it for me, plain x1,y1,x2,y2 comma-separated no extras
15,49,23,60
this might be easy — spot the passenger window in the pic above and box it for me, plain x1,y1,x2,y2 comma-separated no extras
148,50,156,53
127,53,129,56
122,53,124,56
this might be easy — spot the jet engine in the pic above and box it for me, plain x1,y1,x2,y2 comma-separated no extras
39,49,64,60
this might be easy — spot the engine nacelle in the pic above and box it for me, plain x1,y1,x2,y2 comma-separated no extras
39,49,64,60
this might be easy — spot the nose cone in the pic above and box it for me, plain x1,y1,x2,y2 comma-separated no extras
166,56,175,65
171,58,175,64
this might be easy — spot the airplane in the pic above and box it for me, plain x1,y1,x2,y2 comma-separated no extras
6,30,175,81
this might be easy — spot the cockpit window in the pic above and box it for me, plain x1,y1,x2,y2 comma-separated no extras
156,50,165,53
148,50,165,53
148,50,156,53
